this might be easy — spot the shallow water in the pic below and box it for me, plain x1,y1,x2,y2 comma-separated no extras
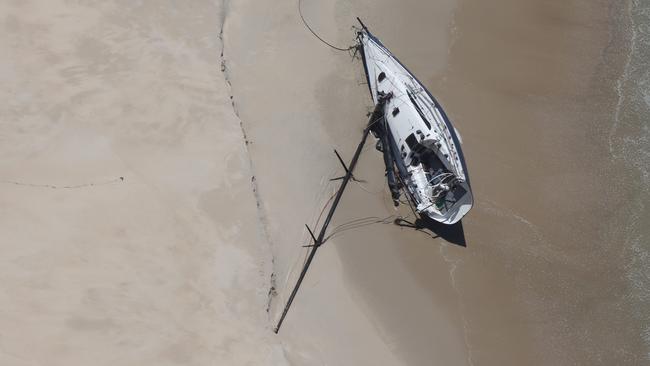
609,0,650,357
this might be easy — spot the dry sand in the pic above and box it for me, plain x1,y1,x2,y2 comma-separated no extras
1,1,287,365
2,0,647,365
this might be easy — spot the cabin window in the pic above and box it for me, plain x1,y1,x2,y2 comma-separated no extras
405,134,418,150
392,107,400,117
378,72,386,82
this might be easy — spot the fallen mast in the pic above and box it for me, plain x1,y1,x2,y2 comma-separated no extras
273,95,390,333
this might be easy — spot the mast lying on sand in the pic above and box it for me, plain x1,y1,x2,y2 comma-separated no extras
273,95,390,333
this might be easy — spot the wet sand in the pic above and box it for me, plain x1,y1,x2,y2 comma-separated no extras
228,0,648,365
428,0,648,364
370,0,648,364
224,0,479,364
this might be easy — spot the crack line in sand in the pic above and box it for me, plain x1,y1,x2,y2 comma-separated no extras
0,176,124,189
218,0,278,317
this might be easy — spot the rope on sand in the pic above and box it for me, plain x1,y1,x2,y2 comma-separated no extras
298,0,356,52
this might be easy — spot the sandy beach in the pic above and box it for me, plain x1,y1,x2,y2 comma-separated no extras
0,1,287,364
2,0,648,365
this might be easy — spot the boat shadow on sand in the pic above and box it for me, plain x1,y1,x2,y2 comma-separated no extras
395,215,467,247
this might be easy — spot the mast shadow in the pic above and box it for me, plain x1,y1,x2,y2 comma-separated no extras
396,215,467,247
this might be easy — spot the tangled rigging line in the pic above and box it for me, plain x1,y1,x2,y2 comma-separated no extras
298,0,357,52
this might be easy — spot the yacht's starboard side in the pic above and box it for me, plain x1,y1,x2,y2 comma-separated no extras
357,23,473,225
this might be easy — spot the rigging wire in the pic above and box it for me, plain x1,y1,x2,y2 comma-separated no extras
280,146,439,303
299,189,337,266
324,215,398,242
298,0,356,52
288,111,384,283
275,13,450,323
276,185,336,315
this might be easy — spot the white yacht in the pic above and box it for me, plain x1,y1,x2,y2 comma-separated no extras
357,20,473,224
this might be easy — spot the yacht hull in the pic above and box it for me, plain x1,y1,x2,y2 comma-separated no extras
358,25,473,224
